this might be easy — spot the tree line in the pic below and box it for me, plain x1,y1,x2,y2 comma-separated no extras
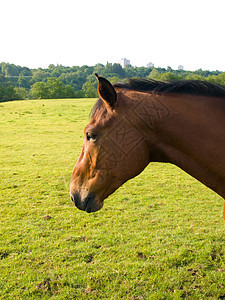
1,62,225,101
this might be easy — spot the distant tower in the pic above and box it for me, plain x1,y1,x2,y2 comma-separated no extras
147,62,154,68
119,58,130,68
178,65,184,70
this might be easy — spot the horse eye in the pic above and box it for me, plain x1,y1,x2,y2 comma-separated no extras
86,132,97,141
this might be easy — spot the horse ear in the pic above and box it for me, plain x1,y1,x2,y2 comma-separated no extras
95,73,117,108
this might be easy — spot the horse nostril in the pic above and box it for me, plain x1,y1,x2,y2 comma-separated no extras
70,192,84,209
70,194,74,202
70,192,78,203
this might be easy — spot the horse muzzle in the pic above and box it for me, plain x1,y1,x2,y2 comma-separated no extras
70,191,103,213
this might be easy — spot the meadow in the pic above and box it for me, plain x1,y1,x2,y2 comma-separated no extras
1,98,225,299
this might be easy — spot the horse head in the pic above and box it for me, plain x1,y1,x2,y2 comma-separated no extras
70,74,151,212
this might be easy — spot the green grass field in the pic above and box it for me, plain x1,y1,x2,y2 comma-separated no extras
1,98,225,299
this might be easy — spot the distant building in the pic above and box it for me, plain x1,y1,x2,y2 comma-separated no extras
178,65,184,70
147,62,154,68
119,58,130,68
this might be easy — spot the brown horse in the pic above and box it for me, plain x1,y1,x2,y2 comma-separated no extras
70,74,225,216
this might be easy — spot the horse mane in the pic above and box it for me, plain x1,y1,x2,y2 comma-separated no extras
114,79,225,98
91,78,225,118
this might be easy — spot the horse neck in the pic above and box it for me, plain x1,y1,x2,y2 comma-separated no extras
137,92,225,199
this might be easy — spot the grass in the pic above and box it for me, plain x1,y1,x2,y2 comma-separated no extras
0,98,225,299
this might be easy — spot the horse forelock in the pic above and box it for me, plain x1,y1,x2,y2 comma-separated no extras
90,98,114,127
90,98,105,118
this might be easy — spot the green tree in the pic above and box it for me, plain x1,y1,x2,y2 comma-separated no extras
0,74,8,85
94,64,105,77
148,68,160,79
185,74,205,81
106,76,120,84
31,69,49,83
14,87,27,99
112,63,125,77
1,63,20,77
19,68,32,77
60,72,80,90
63,85,75,98
207,72,225,85
75,90,85,98
158,72,182,81
30,82,49,99
124,65,137,78
17,76,31,89
82,80,98,98
46,78,65,98
30,78,74,99
1,61,225,100
0,85,19,102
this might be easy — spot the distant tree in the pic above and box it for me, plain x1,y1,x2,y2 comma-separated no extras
17,76,31,89
59,72,81,90
30,82,49,99
158,72,182,81
0,85,19,102
46,78,65,98
185,74,205,81
124,65,137,77
107,76,120,84
19,68,32,77
31,69,49,83
148,68,160,79
30,78,74,99
1,63,20,77
82,80,98,98
216,72,225,85
14,87,27,99
80,65,94,76
48,64,56,70
64,85,76,98
94,64,105,77
112,63,125,77
207,72,225,85
0,74,8,85
75,90,85,98
1,61,225,100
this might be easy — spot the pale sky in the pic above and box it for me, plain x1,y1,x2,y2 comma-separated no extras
1,0,225,71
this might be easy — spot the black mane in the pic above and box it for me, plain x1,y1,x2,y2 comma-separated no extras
114,79,225,98
91,78,225,118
